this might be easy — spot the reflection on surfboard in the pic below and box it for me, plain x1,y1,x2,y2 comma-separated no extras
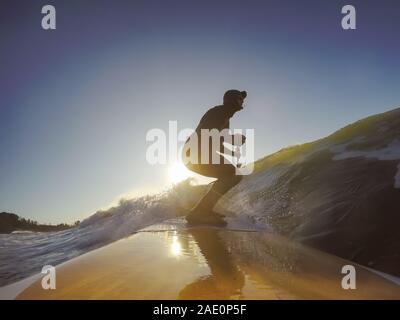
178,228,245,299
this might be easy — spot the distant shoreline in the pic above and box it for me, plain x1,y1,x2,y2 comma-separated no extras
0,212,78,234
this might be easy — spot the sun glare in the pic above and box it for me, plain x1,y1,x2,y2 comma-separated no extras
168,161,193,184
171,234,182,256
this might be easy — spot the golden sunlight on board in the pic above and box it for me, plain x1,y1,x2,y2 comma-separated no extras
171,233,182,256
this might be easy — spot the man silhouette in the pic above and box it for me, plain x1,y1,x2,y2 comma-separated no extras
182,90,247,226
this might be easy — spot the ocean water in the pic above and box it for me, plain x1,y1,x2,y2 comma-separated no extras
0,181,208,287
2,164,283,289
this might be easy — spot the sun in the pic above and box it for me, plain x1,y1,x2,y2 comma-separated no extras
168,161,193,184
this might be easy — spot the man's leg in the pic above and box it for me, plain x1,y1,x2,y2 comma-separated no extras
189,164,242,215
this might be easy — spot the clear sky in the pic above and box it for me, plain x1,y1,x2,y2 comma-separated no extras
1,0,399,223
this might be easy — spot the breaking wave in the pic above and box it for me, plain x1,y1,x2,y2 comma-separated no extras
0,180,211,287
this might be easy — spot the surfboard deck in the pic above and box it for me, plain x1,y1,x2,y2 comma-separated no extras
9,219,400,300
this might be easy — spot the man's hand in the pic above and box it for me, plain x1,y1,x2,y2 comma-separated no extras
233,146,241,158
232,133,246,146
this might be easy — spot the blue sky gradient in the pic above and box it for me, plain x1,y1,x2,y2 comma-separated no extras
1,0,399,223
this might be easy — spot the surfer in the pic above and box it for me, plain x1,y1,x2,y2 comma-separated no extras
182,89,247,226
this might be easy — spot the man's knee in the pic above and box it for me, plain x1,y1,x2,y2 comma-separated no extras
212,173,242,194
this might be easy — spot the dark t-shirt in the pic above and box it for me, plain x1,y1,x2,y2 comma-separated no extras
195,105,234,132
184,105,235,165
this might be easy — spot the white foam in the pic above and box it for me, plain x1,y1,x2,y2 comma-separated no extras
333,139,400,161
0,180,202,288
217,165,288,221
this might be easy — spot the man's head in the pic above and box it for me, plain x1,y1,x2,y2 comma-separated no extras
223,89,247,111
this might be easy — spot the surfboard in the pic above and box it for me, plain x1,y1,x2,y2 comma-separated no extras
7,219,400,300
